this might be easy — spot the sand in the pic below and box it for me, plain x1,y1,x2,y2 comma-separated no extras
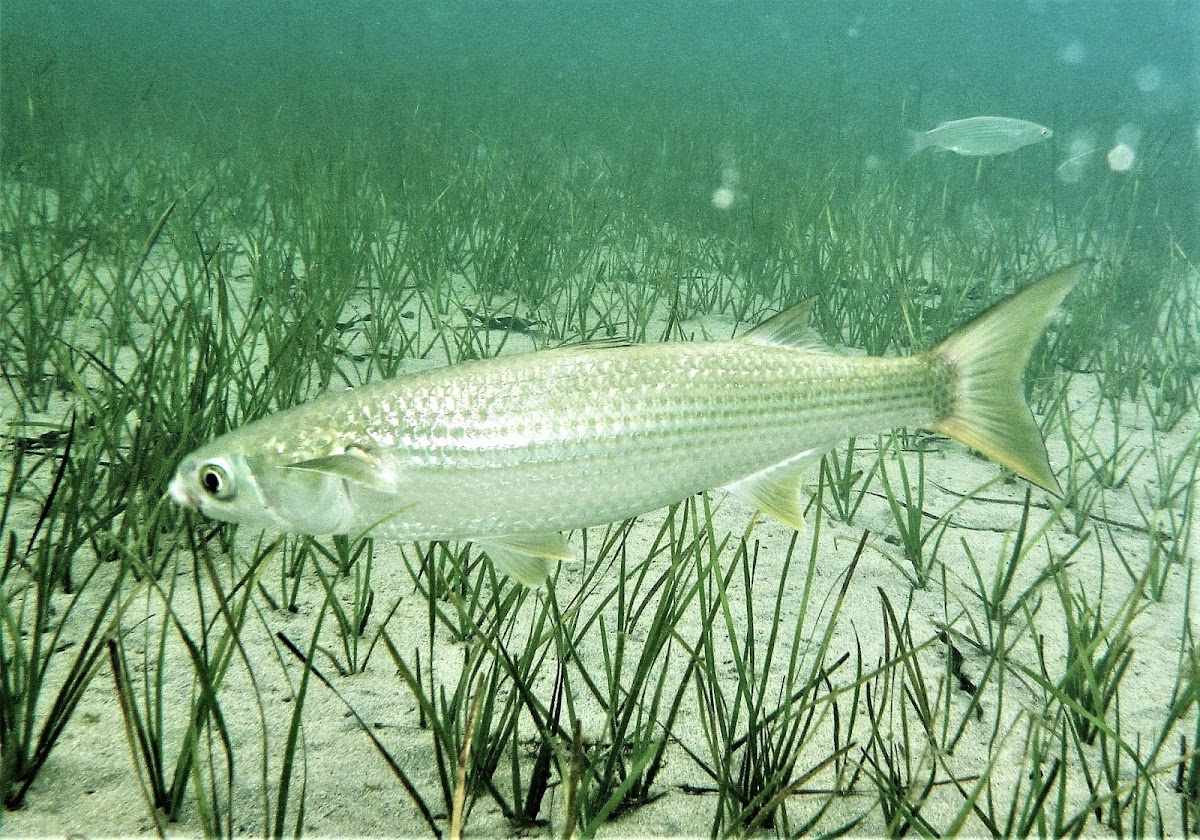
1,210,1196,838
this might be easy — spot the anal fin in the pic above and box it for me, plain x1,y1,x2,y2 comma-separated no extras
724,447,830,531
476,532,574,588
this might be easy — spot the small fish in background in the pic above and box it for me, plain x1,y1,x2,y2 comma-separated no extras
908,117,1053,157
169,263,1086,587
462,307,543,334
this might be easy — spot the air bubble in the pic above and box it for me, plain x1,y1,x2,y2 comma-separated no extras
1107,143,1136,172
1057,40,1086,65
1134,64,1164,93
1115,123,1143,148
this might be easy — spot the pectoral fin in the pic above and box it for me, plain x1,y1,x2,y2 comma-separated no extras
285,446,399,493
477,533,574,588
724,447,829,531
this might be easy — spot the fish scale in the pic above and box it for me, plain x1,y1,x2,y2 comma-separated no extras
170,262,1086,585
206,343,939,538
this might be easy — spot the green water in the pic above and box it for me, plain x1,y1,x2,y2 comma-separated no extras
1,1,1197,836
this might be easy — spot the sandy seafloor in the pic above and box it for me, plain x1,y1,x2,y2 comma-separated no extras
1,224,1197,838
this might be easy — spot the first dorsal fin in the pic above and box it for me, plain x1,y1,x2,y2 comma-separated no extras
739,297,828,351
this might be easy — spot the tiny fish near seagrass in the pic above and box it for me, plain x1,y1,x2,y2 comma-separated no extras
170,262,1087,586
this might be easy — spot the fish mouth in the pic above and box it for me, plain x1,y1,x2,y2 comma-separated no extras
168,472,197,508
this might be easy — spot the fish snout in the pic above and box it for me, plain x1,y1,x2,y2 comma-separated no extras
168,471,198,509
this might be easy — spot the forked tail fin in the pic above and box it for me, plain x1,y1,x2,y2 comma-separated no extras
906,128,930,157
931,261,1089,495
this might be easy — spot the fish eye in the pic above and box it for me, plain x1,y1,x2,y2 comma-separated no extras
198,463,235,500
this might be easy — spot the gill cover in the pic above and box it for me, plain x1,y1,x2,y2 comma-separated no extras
248,453,357,534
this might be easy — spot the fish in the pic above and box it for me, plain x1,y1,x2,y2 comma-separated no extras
169,262,1087,587
461,307,544,334
908,117,1053,157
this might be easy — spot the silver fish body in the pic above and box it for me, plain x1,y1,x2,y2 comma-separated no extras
170,263,1086,585
909,116,1053,157
177,344,940,538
